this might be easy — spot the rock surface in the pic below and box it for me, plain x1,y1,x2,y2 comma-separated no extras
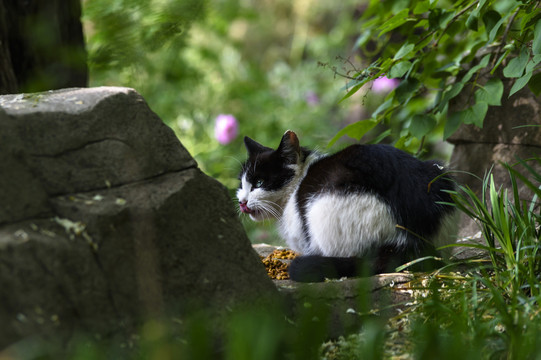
253,244,415,337
448,76,541,237
0,87,278,349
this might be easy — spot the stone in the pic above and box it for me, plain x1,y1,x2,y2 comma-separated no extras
253,244,414,337
0,87,278,350
448,76,541,238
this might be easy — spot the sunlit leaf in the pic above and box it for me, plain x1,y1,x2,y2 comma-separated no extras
327,119,379,147
393,43,415,61
378,9,414,36
388,61,412,78
474,78,504,106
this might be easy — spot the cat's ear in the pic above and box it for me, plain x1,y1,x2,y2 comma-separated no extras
277,130,301,164
244,136,272,156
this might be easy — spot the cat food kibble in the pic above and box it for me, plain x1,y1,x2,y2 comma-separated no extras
261,249,298,280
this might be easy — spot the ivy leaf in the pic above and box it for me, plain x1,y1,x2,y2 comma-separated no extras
474,78,504,106
503,47,530,78
327,119,379,147
409,114,437,139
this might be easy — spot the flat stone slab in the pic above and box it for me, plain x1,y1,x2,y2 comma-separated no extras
253,244,416,336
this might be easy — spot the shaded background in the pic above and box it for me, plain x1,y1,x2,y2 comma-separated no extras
1,0,454,244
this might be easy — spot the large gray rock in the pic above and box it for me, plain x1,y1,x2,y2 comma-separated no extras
0,87,278,349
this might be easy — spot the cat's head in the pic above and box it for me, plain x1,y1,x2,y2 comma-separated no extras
237,130,302,221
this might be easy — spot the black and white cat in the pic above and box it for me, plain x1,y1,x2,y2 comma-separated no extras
237,130,457,282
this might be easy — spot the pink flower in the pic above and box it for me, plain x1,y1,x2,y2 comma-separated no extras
214,114,239,145
305,91,320,106
372,76,400,93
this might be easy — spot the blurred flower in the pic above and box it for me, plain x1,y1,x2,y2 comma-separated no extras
372,76,400,93
214,114,239,145
305,91,320,106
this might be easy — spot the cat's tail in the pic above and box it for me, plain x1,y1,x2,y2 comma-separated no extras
288,255,368,283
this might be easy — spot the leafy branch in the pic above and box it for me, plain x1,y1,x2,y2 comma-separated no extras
330,0,541,151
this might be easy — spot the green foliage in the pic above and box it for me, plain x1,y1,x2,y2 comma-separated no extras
83,0,360,189
83,0,367,243
337,0,541,149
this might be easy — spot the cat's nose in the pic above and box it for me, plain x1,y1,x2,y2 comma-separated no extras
239,201,252,214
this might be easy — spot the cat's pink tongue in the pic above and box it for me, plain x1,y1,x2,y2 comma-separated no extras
239,202,252,214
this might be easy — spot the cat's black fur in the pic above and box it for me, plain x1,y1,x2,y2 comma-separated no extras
238,131,457,282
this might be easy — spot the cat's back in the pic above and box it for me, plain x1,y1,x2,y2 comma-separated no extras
299,143,429,194
297,143,454,218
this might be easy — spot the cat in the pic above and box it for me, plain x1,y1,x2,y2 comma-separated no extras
237,130,457,282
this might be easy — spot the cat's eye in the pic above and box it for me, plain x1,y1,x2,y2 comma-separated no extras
254,179,264,188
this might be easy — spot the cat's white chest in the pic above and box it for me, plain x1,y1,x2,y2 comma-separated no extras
278,191,400,257
278,190,308,254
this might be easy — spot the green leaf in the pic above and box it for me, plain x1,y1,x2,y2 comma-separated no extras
463,102,488,127
372,98,393,117
509,70,533,97
487,15,506,43
528,72,541,96
474,78,504,106
393,43,415,61
413,2,430,15
395,77,420,104
327,119,379,148
533,19,541,55
503,47,530,78
338,77,371,103
466,11,478,31
409,114,437,139
388,61,412,78
444,111,462,140
394,135,409,150
378,9,412,36
438,81,465,112
462,54,491,84
428,9,455,30
482,10,501,37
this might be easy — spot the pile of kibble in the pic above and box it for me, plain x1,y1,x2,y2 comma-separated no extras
261,249,298,280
